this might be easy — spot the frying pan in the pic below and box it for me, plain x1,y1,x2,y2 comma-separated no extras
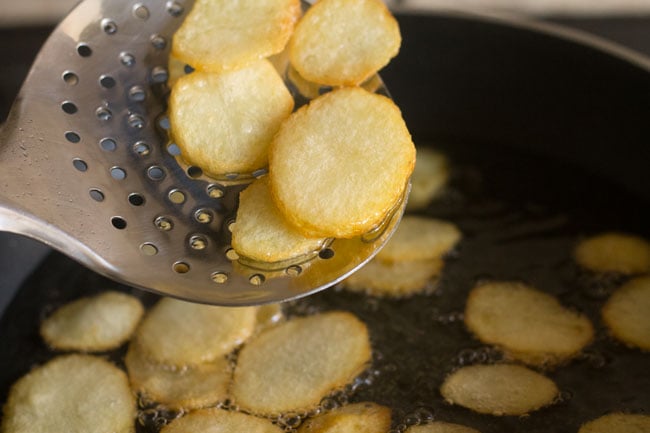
1,10,650,433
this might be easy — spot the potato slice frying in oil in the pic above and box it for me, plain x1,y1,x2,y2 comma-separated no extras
40,291,144,352
124,343,231,411
406,148,449,211
574,232,650,275
172,0,300,73
289,0,401,86
160,407,283,433
231,311,372,416
2,354,136,433
133,297,257,367
375,216,461,263
578,413,650,433
440,364,558,416
464,281,594,366
405,422,481,433
602,276,650,350
297,402,391,433
343,257,443,298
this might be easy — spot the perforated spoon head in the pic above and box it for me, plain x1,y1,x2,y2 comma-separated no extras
0,0,406,305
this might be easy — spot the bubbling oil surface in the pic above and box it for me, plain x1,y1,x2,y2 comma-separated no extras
0,140,648,433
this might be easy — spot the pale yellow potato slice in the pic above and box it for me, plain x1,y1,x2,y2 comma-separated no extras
343,257,443,298
269,87,415,238
375,216,461,263
405,421,481,433
406,148,449,211
231,311,372,415
40,291,144,352
578,413,650,433
2,354,136,433
124,343,231,411
602,276,650,350
465,281,594,366
161,407,283,433
172,0,301,73
134,297,257,367
231,178,327,263
287,64,323,100
440,364,558,416
574,232,650,274
297,402,391,433
289,0,401,86
169,60,294,176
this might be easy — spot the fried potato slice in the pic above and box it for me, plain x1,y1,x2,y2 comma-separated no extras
124,343,231,411
231,311,372,415
40,291,144,352
406,148,449,211
231,178,327,263
297,402,391,433
289,0,401,86
169,60,294,176
578,413,650,433
405,421,481,433
574,232,650,275
134,298,257,367
269,87,415,238
343,257,443,298
464,281,594,366
172,0,301,73
602,276,650,350
376,216,461,263
160,407,283,433
2,354,136,433
440,364,558,416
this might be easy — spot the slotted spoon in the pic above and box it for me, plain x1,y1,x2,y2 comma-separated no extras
0,0,406,305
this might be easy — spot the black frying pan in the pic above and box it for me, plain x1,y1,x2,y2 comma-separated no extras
1,12,649,433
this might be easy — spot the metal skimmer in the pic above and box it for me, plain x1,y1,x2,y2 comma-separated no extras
0,0,404,305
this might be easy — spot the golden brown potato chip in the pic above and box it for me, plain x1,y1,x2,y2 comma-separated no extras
464,281,594,366
169,60,294,176
172,0,301,73
124,343,231,411
375,216,461,263
2,354,136,433
406,148,449,211
134,298,257,367
269,87,415,238
440,364,558,416
578,413,650,433
160,407,283,433
602,276,650,350
405,422,481,433
297,402,391,433
231,311,372,415
40,291,144,352
343,257,443,298
231,178,327,263
574,232,650,275
289,0,401,86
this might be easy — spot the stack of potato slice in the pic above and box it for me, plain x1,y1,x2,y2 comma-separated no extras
169,0,415,267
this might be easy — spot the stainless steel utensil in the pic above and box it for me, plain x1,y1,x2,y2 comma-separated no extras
0,0,404,306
